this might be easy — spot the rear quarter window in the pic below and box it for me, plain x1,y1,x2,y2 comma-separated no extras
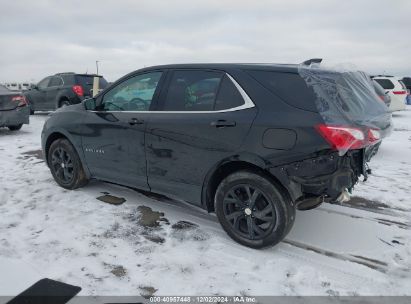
61,75,75,85
246,70,318,112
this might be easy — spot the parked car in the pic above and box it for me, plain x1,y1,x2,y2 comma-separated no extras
372,80,391,107
20,83,34,91
401,77,411,105
5,83,20,91
42,63,391,248
372,75,406,112
0,84,29,131
25,73,109,114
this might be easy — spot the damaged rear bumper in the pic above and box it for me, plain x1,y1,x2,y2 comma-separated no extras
0,106,30,127
269,147,379,208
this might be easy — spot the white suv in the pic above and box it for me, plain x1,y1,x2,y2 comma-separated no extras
372,76,406,112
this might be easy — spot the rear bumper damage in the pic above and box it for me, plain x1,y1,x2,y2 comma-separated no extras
269,146,379,210
0,106,30,127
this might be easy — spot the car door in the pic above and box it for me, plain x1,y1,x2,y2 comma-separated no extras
28,77,51,111
145,69,258,205
81,71,165,190
46,76,64,109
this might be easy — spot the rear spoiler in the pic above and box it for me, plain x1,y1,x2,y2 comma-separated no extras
301,58,322,67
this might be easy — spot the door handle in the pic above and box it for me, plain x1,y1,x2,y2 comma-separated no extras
210,120,236,128
128,118,144,125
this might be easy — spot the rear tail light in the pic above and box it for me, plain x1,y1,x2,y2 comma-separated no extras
393,90,407,95
72,85,84,97
12,95,28,107
378,95,385,102
316,124,381,151
316,124,365,150
368,128,381,144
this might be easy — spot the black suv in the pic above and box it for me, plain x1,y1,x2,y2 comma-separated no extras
41,63,391,248
25,73,108,113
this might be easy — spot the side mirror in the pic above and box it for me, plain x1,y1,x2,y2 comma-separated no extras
84,98,96,111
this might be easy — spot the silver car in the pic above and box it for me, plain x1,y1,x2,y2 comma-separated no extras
0,84,29,131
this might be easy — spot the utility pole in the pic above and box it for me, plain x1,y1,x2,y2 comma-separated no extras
93,60,101,97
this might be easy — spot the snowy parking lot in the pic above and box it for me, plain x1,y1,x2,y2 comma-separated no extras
0,109,410,296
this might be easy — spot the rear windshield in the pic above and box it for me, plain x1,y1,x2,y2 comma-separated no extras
374,78,394,90
372,80,385,96
246,70,318,112
298,68,389,126
75,75,109,89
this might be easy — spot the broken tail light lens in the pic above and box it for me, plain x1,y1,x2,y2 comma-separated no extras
11,95,28,107
316,124,382,151
72,85,84,97
368,128,381,144
316,124,365,150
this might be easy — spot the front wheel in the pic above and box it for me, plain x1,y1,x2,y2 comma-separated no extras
48,139,89,189
215,171,295,249
8,124,23,131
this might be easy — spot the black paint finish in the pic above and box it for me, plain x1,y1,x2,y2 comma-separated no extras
41,63,391,212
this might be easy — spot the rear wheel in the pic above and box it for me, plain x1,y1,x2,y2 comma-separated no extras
8,124,23,131
59,99,70,108
48,139,88,189
215,171,295,249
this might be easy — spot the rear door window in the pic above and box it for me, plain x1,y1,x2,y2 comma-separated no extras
48,76,63,87
374,78,395,90
162,70,223,111
214,75,245,111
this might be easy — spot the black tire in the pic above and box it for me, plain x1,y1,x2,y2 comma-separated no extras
215,170,295,249
48,138,88,189
8,124,23,131
59,99,70,108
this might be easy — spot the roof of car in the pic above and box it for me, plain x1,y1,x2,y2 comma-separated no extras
137,63,301,72
55,72,103,77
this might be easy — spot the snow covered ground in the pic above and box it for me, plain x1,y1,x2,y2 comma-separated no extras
0,109,410,297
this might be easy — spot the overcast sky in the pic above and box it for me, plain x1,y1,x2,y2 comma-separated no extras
0,0,410,83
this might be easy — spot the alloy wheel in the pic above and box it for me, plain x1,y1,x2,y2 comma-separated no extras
51,147,74,184
223,184,276,240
